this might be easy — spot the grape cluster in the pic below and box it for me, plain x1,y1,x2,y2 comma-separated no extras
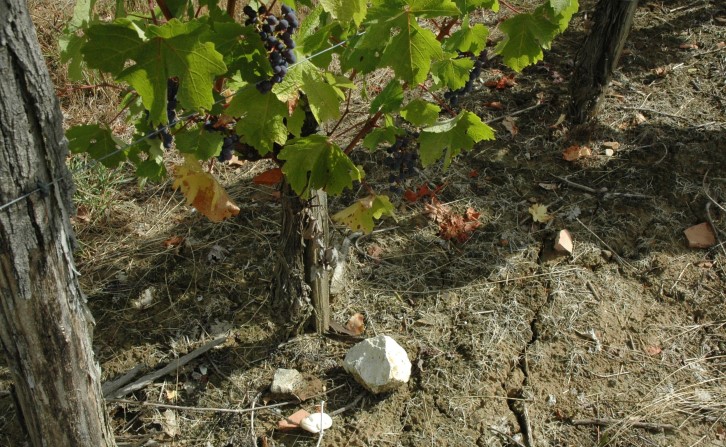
443,50,487,107
218,134,239,162
383,135,419,188
243,4,299,94
158,78,179,148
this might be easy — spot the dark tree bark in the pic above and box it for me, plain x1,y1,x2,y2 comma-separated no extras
0,1,116,446
271,100,330,336
569,0,639,124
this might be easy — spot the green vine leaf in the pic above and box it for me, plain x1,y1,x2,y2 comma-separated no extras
432,55,474,90
278,135,363,198
455,0,499,13
369,80,404,114
444,16,488,54
66,124,127,168
175,125,224,160
494,13,559,72
81,22,143,74
118,19,227,124
227,85,288,155
380,20,443,85
418,111,495,168
319,0,367,26
400,99,441,126
363,125,404,151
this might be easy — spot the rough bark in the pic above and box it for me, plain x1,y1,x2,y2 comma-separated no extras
271,100,330,336
569,0,639,124
0,1,116,446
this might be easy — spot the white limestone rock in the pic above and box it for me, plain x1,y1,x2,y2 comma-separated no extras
343,335,411,394
299,412,333,433
270,368,303,395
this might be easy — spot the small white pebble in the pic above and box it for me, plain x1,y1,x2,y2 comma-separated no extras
299,412,332,434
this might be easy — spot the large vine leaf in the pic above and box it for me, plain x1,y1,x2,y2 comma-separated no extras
300,69,345,123
118,19,227,124
444,16,489,54
369,80,404,114
172,156,240,222
363,125,404,150
278,135,363,198
226,85,288,155
432,55,474,90
380,20,443,85
332,194,395,233
495,13,559,72
81,22,143,74
319,0,367,26
455,0,499,13
175,125,224,159
66,124,127,167
418,111,495,167
400,99,440,126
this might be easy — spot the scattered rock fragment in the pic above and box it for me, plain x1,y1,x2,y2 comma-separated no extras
299,412,333,433
684,222,716,248
270,368,304,395
554,229,573,254
343,335,411,394
278,409,310,431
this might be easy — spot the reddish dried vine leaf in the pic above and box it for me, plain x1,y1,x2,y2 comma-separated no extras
345,313,366,336
163,235,185,248
424,198,481,242
403,189,419,202
253,168,283,185
562,145,591,161
484,75,516,89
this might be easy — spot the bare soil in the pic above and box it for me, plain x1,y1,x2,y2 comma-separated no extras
1,1,725,446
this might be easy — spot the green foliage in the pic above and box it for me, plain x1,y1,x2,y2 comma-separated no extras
278,135,363,198
64,0,574,232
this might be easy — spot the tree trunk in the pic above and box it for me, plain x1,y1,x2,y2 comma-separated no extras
271,101,330,336
569,0,639,124
0,1,116,446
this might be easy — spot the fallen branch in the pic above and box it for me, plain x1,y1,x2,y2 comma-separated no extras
108,337,226,398
107,398,293,414
569,418,676,432
102,364,144,398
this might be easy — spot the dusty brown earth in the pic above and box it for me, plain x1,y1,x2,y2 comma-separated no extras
1,0,725,446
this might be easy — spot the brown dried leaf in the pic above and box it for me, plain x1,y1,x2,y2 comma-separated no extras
562,145,592,161
502,116,518,136
345,313,366,336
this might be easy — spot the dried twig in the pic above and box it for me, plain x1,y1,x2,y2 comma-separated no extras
102,364,144,397
569,418,676,432
109,337,226,398
107,398,293,414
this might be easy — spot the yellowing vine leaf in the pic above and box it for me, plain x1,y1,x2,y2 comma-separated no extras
332,195,395,233
173,156,240,222
529,203,553,223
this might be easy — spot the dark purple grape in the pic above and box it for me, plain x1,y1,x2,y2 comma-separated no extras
282,49,296,63
262,24,272,34
256,80,273,93
281,4,293,14
266,16,278,26
257,5,267,14
276,19,289,31
272,74,284,83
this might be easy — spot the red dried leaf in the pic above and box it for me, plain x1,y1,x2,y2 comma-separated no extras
403,189,419,202
164,235,185,248
562,145,592,161
345,313,366,336
482,101,503,110
468,169,479,178
253,168,283,185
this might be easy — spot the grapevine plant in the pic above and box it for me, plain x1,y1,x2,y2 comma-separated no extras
63,0,577,228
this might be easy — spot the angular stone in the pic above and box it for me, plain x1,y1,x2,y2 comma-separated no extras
343,335,411,394
684,222,716,249
270,368,303,395
554,229,573,254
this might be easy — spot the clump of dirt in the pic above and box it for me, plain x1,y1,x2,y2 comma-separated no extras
1,1,724,446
